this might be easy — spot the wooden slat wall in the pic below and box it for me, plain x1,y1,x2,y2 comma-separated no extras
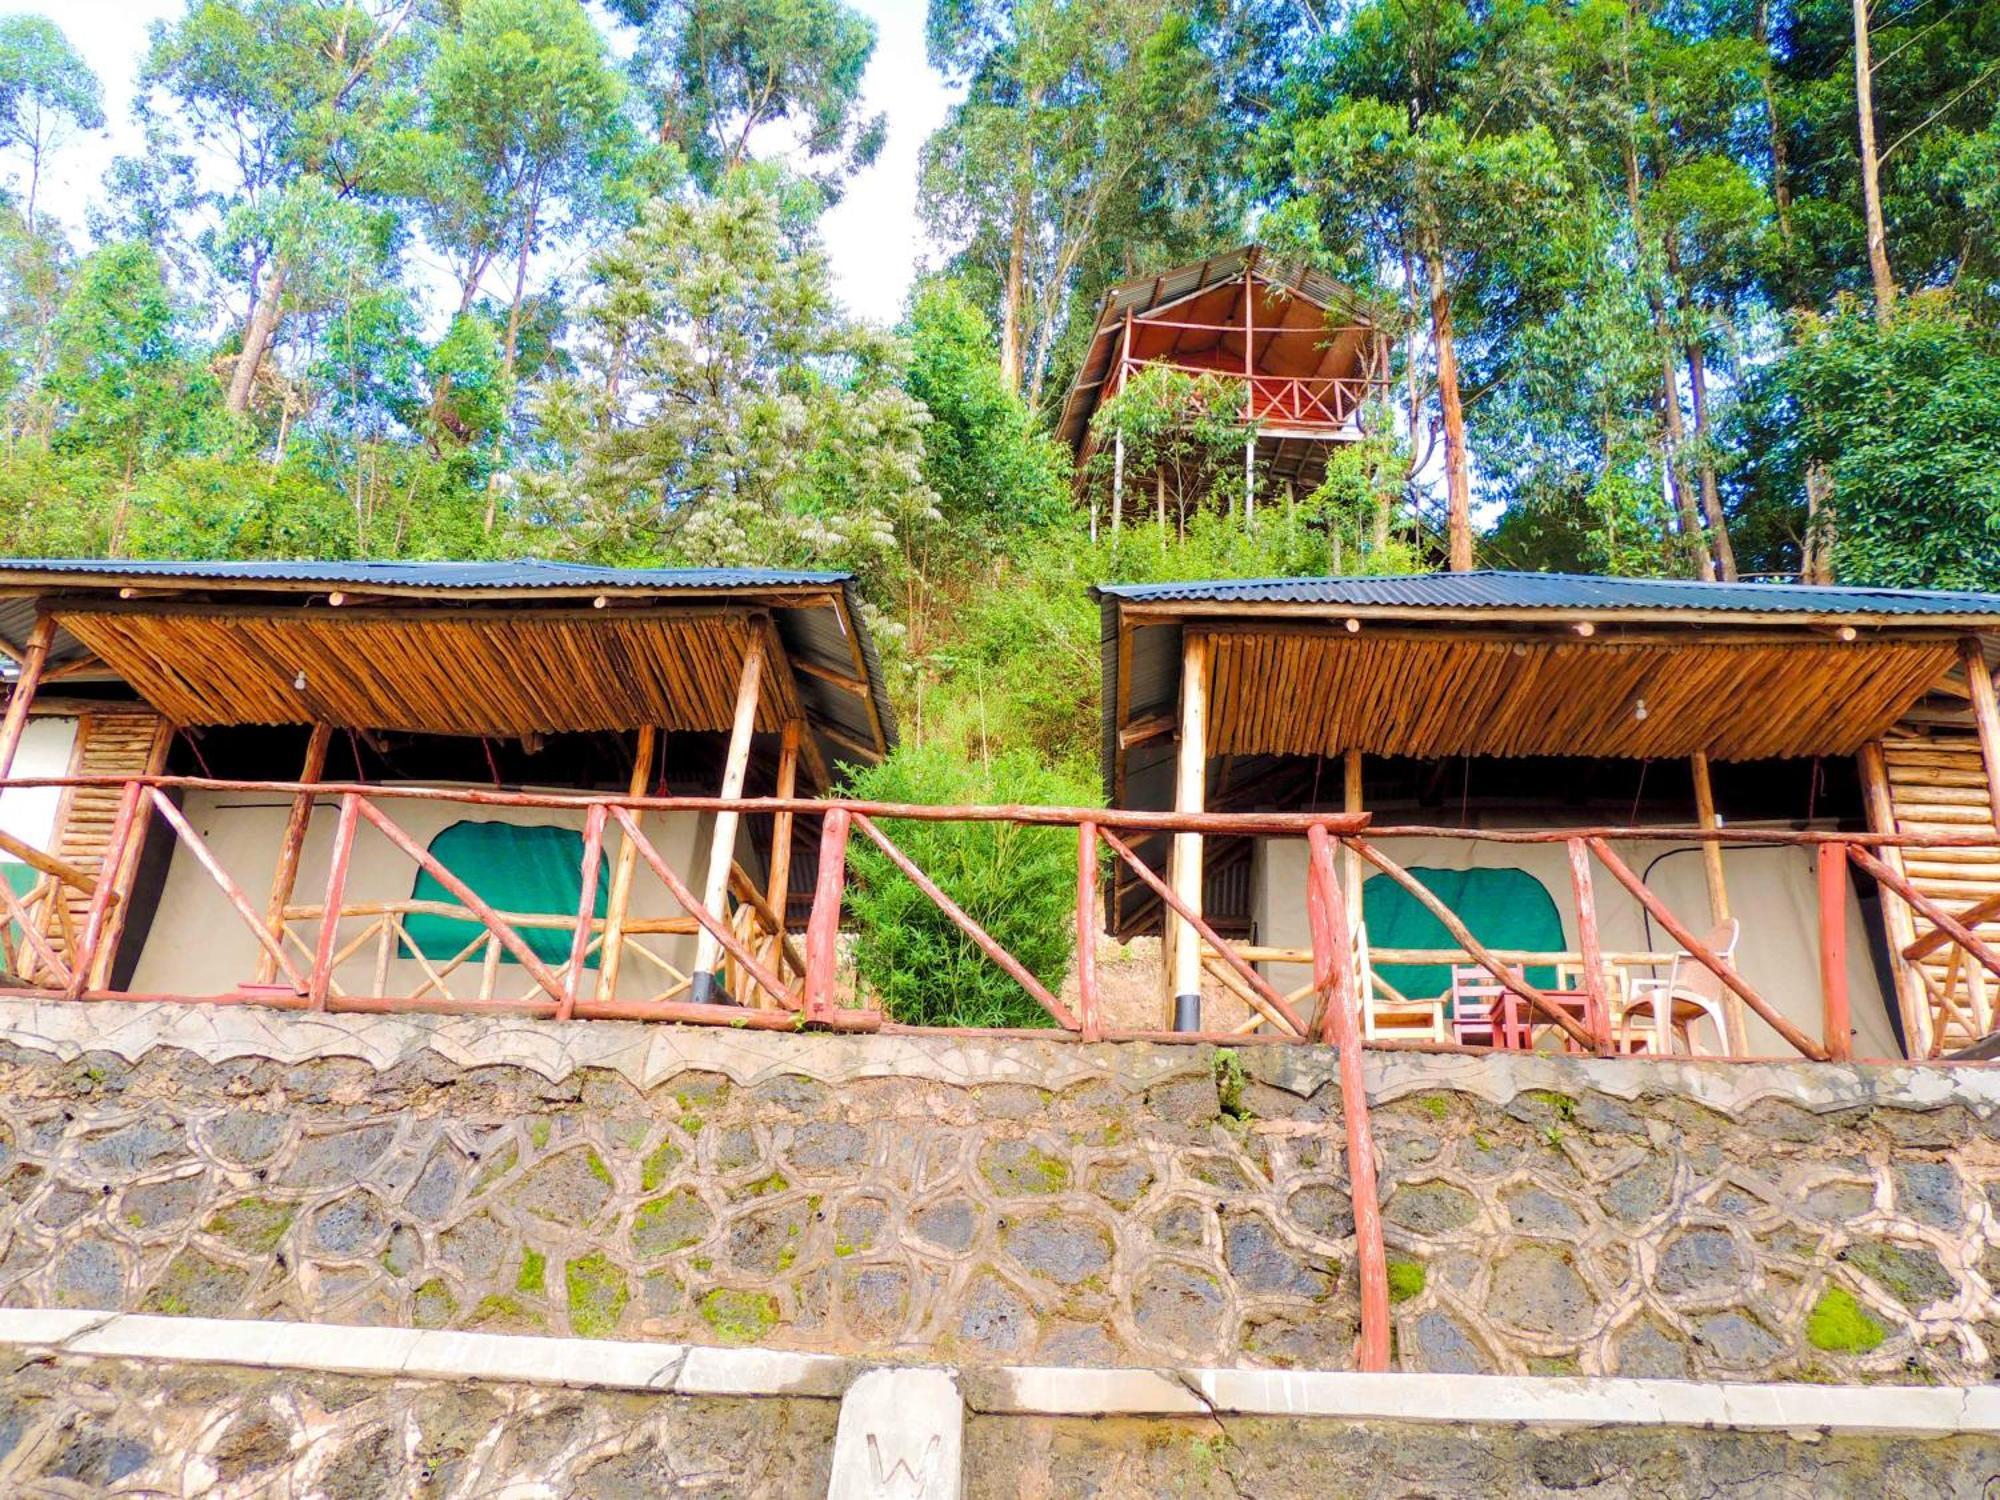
44,711,171,970
1880,732,2000,1052
55,610,803,737
1203,633,1956,762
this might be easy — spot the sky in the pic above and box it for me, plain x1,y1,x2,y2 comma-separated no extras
0,0,959,326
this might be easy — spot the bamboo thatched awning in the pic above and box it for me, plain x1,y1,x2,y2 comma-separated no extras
1100,570,2000,806
0,560,896,769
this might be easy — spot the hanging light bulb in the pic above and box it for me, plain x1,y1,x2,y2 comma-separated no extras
1632,696,1648,722
294,670,308,691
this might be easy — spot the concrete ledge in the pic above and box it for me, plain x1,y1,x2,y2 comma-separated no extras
2,995,1998,1116
5,1310,1997,1437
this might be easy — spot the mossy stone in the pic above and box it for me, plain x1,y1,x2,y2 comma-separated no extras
700,1287,780,1345
1807,1286,1887,1354
565,1252,630,1338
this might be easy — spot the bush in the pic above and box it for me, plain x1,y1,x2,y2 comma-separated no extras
842,746,1097,1028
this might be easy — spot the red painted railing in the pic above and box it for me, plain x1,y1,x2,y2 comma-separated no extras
1110,357,1390,433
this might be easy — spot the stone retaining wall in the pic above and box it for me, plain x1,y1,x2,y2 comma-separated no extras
0,1356,834,1497
0,1001,1998,1382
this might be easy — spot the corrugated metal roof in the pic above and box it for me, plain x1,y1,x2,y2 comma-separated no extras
1094,569,2000,618
0,557,898,759
0,558,848,591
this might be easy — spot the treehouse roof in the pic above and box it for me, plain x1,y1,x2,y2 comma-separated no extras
0,559,896,767
1055,244,1380,455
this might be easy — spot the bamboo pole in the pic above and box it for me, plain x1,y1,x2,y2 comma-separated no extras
1688,751,1748,1054
1858,740,1931,1056
0,614,54,779
597,725,657,1002
1170,630,1209,1030
558,803,608,1020
1344,749,1364,924
1959,638,2000,827
1306,823,1389,1373
693,631,765,1000
148,788,309,992
255,722,332,984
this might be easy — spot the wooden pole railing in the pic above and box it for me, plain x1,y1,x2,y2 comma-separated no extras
0,772,1952,1064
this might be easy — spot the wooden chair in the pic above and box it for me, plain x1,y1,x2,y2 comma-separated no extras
1360,926,1447,1042
1448,964,1528,1049
1621,920,1738,1056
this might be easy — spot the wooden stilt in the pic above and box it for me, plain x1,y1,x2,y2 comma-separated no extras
764,719,802,969
1689,751,1748,1053
803,807,849,1021
0,614,55,779
692,629,765,999
1858,740,1930,1056
255,722,332,984
1112,432,1124,534
596,724,657,1001
1170,631,1209,1029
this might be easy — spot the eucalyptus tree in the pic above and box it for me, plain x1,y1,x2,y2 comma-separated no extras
418,0,637,385
920,0,1241,405
131,0,433,415
1258,0,1570,571
610,0,885,192
0,16,104,234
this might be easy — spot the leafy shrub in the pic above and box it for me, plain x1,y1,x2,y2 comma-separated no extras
842,745,1097,1028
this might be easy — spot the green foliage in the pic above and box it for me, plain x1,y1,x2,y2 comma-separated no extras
1747,297,2000,588
902,277,1068,537
842,745,1095,1028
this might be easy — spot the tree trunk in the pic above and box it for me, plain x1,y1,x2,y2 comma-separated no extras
1422,235,1472,572
502,170,546,385
1755,0,1792,243
1685,339,1739,580
227,262,286,415
999,178,1029,396
1852,0,1896,322
1656,347,1714,581
1804,460,1834,583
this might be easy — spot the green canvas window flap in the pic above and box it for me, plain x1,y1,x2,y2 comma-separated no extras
1362,865,1565,1002
404,820,608,967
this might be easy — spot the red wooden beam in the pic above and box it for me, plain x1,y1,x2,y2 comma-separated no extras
309,792,361,1010
1306,822,1390,1373
558,802,608,1021
1077,821,1102,1043
1566,838,1614,1055
148,788,309,993
803,807,850,1022
1819,842,1853,1062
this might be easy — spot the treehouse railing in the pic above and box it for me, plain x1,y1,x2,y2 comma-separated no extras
1108,356,1390,433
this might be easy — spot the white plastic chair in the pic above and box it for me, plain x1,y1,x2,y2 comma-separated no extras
1622,919,1738,1055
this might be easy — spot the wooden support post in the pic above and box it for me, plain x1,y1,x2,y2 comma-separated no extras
1077,821,1101,1042
764,719,802,965
0,614,55,780
1688,751,1748,1054
66,779,142,996
1819,841,1853,1061
693,631,765,1001
803,807,849,1020
1858,740,1931,1057
255,722,332,984
1306,822,1389,1372
597,725,657,1001
1169,631,1209,1030
1242,270,1256,523
1112,431,1124,534
1566,838,1613,1055
309,792,362,1009
1960,638,2000,827
558,802,608,1020
1343,750,1364,926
